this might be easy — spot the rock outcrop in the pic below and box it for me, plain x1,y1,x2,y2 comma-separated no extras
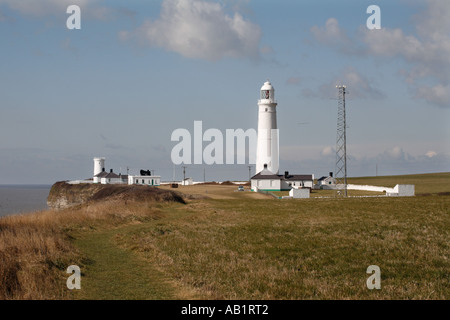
47,181,185,210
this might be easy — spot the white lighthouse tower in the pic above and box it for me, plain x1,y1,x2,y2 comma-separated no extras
93,157,105,177
256,80,279,174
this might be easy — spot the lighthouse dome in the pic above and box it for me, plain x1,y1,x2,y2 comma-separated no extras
260,80,275,101
260,81,274,91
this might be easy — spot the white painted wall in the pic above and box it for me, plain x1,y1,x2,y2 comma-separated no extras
328,183,415,196
101,177,123,185
67,180,95,184
387,184,415,196
319,177,336,186
289,188,310,198
282,180,313,189
128,175,161,186
346,184,394,193
251,178,281,191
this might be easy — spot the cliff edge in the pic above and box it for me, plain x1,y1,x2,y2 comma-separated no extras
47,181,185,210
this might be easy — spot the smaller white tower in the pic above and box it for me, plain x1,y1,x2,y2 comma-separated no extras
93,157,106,177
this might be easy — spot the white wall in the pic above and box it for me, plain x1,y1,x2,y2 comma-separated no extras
251,178,281,191
323,183,415,197
346,184,394,193
388,184,415,197
128,175,161,186
319,177,336,186
67,180,95,184
101,177,123,185
281,180,313,190
289,188,310,198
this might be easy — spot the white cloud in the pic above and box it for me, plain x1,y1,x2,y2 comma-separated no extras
415,84,450,107
384,146,404,160
0,0,109,19
311,18,348,47
278,143,450,177
304,66,384,99
119,0,262,61
310,0,450,107
0,0,88,16
321,146,334,157
377,146,416,163
425,151,437,158
310,17,363,55
361,25,450,85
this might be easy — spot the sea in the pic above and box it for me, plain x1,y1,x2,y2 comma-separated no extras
0,185,52,217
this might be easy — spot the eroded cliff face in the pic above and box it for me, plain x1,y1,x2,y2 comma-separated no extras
47,181,186,210
47,182,105,209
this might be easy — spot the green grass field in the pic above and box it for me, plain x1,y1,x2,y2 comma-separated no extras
113,197,448,299
347,172,450,195
1,172,448,299
77,173,449,299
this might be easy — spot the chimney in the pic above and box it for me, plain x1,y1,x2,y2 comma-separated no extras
285,171,289,178
264,164,268,169
329,172,333,177
102,168,105,172
110,169,113,173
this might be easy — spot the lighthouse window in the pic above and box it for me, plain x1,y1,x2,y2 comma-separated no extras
265,108,268,112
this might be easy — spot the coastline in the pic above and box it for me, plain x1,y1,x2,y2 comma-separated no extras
0,184,52,217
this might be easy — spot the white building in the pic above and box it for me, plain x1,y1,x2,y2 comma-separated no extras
182,177,194,186
94,168,128,184
251,167,314,192
256,80,279,175
289,187,310,199
316,172,336,189
128,175,161,186
92,157,160,186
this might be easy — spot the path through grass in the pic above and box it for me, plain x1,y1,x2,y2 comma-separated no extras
74,224,177,300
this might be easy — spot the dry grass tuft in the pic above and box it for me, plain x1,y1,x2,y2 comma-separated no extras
0,186,186,300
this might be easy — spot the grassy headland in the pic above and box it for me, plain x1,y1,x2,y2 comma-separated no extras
0,185,185,299
0,173,448,299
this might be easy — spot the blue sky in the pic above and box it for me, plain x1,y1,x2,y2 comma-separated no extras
0,0,449,184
